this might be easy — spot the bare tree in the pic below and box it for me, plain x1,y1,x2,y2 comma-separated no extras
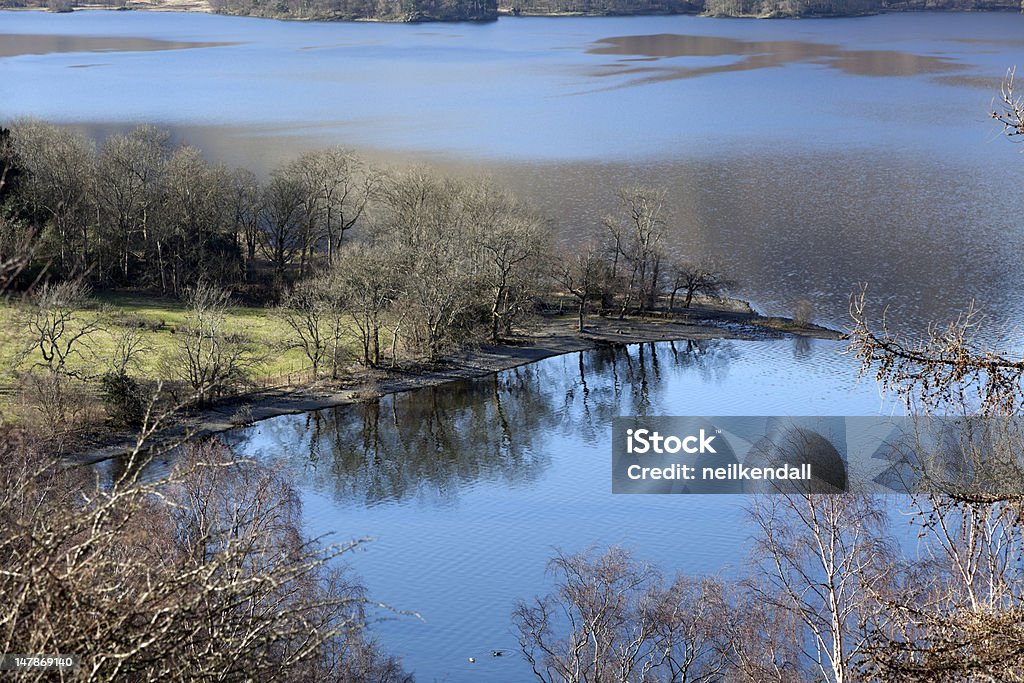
748,493,892,683
722,585,804,683
992,67,1024,144
287,148,382,267
14,280,100,439
10,120,95,274
260,172,307,281
20,279,99,378
278,274,339,379
554,243,609,333
859,483,1024,682
95,125,169,283
849,292,1024,678
604,186,667,316
667,259,734,311
332,243,399,368
378,170,483,360
156,148,240,294
165,283,258,405
469,184,549,343
513,547,732,683
226,167,264,282
850,290,1024,416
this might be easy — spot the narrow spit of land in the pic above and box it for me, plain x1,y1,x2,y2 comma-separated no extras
75,300,842,465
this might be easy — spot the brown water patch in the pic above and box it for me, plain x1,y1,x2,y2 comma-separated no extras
586,34,964,86
934,74,1004,90
952,37,1024,48
0,34,236,58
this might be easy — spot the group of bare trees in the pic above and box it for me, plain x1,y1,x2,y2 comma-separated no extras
516,476,1024,682
555,186,733,332
2,119,737,385
513,547,774,683
279,171,550,370
206,0,497,21
2,121,380,296
0,430,412,682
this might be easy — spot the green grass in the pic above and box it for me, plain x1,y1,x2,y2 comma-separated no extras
1,292,353,386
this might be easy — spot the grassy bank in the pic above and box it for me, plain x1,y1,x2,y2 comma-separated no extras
0,292,324,382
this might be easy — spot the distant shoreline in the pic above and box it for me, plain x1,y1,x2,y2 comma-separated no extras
4,3,1021,22
73,301,843,466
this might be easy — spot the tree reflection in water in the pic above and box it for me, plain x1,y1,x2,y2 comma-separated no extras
230,340,736,506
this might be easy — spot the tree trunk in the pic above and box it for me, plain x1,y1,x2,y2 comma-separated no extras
372,324,380,367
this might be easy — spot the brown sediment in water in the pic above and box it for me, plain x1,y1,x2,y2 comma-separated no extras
71,303,843,465
0,34,236,59
933,73,1003,90
585,33,965,88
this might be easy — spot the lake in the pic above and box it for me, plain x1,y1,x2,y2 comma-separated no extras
217,339,900,681
3,11,1020,679
2,10,1024,333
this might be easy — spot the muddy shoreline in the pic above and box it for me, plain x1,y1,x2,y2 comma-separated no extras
73,304,843,465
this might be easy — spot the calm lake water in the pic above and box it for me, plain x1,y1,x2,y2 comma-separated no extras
218,339,899,682
2,10,1024,333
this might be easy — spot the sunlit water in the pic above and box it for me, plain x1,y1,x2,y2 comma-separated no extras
215,340,897,681
2,11,1024,332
